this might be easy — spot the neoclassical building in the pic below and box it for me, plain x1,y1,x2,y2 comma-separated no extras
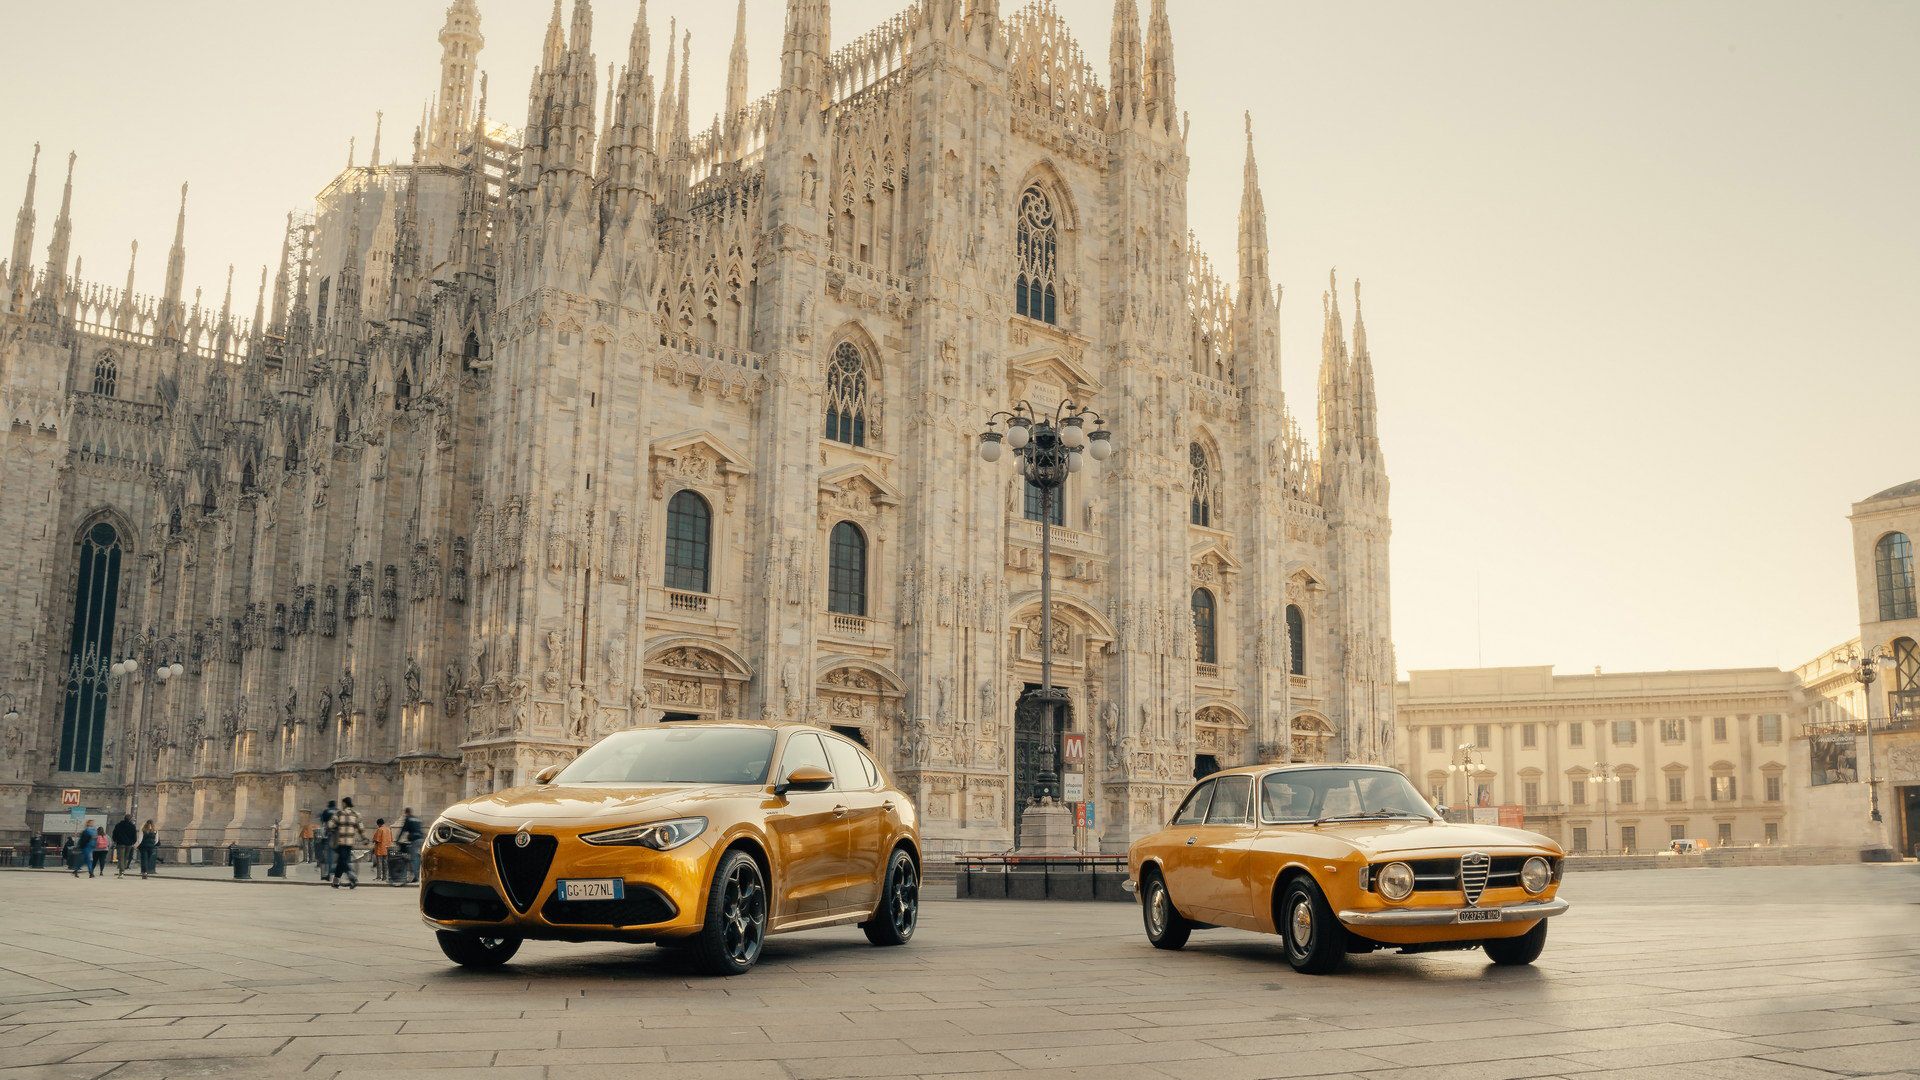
0,0,1395,854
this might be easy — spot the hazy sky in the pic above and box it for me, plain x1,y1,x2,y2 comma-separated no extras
3,1,1914,679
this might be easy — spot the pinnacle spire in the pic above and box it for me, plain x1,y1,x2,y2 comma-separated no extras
1145,0,1176,133
116,241,137,330
726,0,750,154
781,0,831,100
1317,268,1352,458
1109,0,1143,129
542,0,566,70
43,151,75,291
370,110,384,167
8,143,38,289
1236,112,1269,295
428,0,484,165
655,17,678,160
161,182,188,326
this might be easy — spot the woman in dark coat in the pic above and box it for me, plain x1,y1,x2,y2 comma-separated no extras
137,820,159,878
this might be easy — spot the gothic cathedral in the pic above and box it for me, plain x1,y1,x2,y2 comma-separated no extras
0,0,1394,853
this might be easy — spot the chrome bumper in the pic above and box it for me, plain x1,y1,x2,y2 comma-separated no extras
1337,897,1569,926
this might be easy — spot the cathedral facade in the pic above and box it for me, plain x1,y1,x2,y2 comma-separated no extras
0,0,1394,855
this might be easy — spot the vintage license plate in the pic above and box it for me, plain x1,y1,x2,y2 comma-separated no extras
558,878,625,902
1455,907,1501,923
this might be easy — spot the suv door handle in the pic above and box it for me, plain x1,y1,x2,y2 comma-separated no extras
882,801,897,812
1185,837,1198,845
832,805,849,818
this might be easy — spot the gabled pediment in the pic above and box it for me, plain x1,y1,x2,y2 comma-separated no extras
1009,348,1101,396
1190,538,1243,575
818,463,902,508
650,429,750,474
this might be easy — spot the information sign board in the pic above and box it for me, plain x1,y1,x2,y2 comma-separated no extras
1062,771,1085,803
61,789,81,806
1062,733,1085,766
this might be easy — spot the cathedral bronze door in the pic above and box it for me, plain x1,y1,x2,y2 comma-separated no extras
1013,685,1065,839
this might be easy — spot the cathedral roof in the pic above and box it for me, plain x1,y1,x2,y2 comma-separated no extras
1867,479,1920,502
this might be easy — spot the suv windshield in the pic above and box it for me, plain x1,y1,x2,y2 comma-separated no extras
1259,768,1436,824
555,727,777,785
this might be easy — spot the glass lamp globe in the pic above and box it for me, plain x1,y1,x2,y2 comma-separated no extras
1088,430,1112,460
978,433,1004,462
1059,421,1088,450
1065,451,1084,473
1006,422,1031,450
171,663,185,678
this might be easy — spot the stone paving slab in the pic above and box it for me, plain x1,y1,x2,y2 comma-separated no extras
0,863,1916,1078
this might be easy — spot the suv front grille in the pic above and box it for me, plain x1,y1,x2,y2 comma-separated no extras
492,834,558,914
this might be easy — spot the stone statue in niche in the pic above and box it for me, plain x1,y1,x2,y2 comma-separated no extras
403,656,422,704
283,687,298,731
315,688,332,732
374,678,391,727
608,511,630,582
546,495,569,571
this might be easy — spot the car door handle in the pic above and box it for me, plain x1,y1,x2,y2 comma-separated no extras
832,805,849,818
882,801,896,813
1186,837,1198,845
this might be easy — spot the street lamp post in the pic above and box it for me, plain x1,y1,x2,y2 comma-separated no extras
1840,647,1894,826
979,400,1113,803
1591,761,1621,854
111,647,184,826
1445,743,1485,820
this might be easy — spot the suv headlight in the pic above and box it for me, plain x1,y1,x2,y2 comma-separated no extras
1520,856,1552,894
1377,861,1416,901
580,817,707,850
426,817,480,848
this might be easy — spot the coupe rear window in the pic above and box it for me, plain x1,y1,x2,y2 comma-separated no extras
556,727,777,785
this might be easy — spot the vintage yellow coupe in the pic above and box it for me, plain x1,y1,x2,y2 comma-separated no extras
420,721,921,975
1128,764,1568,974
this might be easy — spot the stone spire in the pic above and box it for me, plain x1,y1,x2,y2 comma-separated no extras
1317,270,1351,461
214,263,235,356
42,152,75,293
1108,0,1143,130
428,0,484,165
1351,281,1380,462
725,0,750,156
780,0,831,101
1236,113,1269,297
8,143,37,296
601,0,657,224
116,241,138,331
1144,0,1176,134
161,182,189,334
369,111,384,167
270,214,292,331
663,30,693,218
542,0,566,72
655,16,678,161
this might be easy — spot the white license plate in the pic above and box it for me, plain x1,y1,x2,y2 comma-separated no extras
558,878,625,902
1455,907,1501,923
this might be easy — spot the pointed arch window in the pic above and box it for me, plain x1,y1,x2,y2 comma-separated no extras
664,490,712,593
91,353,117,397
1877,532,1916,621
462,331,481,370
824,341,873,447
241,460,256,490
1286,604,1306,676
1191,588,1218,665
334,407,350,443
1190,443,1219,527
395,366,412,406
59,521,123,772
828,521,868,616
1015,186,1059,324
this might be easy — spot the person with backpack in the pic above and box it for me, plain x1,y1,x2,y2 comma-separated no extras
111,814,139,877
397,808,424,885
74,820,98,877
91,827,111,878
329,797,363,889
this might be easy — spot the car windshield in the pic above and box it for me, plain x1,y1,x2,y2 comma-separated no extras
554,727,777,785
1259,768,1437,824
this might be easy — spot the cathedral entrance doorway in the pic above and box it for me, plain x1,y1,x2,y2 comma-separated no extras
1013,684,1068,839
1193,754,1221,780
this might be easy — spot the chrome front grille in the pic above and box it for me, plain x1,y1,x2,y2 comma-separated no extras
1459,852,1491,906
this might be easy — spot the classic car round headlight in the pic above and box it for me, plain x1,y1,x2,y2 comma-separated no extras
1377,861,1416,901
1520,856,1552,894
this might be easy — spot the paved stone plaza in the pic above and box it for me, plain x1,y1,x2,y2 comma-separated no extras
1,864,1917,1080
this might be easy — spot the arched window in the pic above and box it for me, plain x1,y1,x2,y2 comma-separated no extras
1191,588,1217,665
1286,604,1306,675
241,460,256,490
1015,186,1059,324
1895,637,1919,693
827,521,868,616
824,341,872,447
1189,443,1218,527
59,522,124,772
664,490,712,593
462,331,481,370
200,477,217,515
1023,478,1063,525
1877,532,1916,621
334,407,350,443
91,353,117,396
394,366,411,406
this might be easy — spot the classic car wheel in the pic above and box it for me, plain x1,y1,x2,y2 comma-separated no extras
862,849,920,946
1483,920,1548,966
693,849,767,976
1279,878,1347,975
1141,871,1192,950
435,930,521,970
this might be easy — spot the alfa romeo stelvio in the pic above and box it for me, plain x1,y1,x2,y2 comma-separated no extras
1129,764,1568,974
420,721,921,975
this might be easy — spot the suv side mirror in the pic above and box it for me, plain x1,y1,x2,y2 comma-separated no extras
774,764,834,796
533,764,561,785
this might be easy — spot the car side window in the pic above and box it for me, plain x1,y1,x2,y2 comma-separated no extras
823,736,871,790
858,747,880,787
780,732,831,781
1171,781,1214,826
1261,776,1314,822
1205,775,1253,825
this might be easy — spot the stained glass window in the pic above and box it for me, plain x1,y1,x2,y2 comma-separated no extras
1191,588,1217,665
92,353,117,396
1015,187,1058,324
1189,443,1218,526
59,522,123,772
827,522,868,616
824,342,872,447
1285,604,1305,675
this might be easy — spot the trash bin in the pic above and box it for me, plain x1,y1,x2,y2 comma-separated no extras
229,845,256,880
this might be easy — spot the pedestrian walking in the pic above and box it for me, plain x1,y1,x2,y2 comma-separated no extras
398,807,424,885
371,819,392,882
329,797,363,889
317,800,338,881
90,827,111,878
111,814,138,877
137,820,159,878
76,820,98,877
